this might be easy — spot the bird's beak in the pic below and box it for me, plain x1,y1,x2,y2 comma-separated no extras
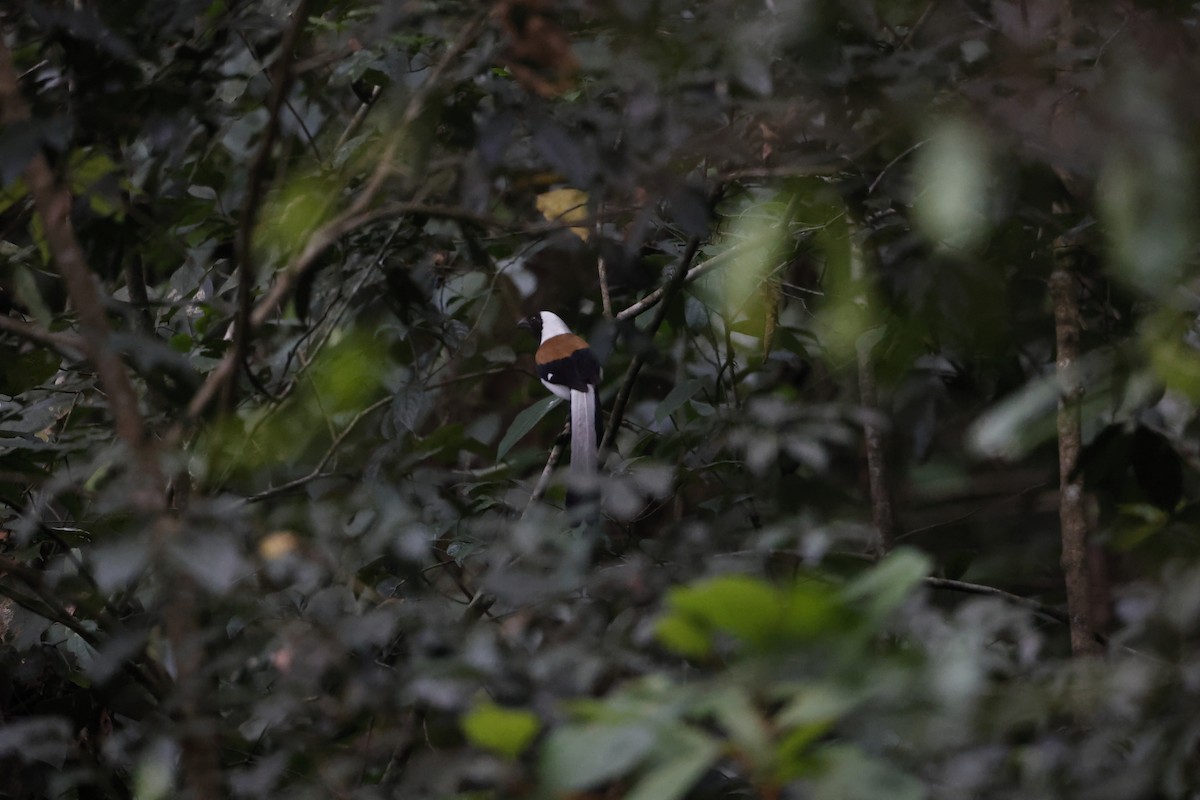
517,317,532,330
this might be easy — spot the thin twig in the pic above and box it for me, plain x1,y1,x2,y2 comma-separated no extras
897,481,1051,541
867,139,929,195
716,163,843,181
334,83,382,154
428,366,516,390
521,425,569,518
596,204,613,319
923,577,1069,624
245,395,390,502
898,0,941,49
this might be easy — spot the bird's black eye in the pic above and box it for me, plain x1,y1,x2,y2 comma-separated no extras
519,314,542,336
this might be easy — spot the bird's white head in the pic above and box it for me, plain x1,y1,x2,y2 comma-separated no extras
537,311,571,340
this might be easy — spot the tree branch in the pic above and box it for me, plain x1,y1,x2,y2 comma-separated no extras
227,0,312,412
0,313,85,356
614,241,739,322
0,34,165,509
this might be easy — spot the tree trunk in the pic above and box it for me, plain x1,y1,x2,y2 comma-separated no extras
1050,248,1102,657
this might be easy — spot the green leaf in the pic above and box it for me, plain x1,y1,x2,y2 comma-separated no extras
541,723,655,791
496,396,560,461
393,382,431,433
625,732,721,800
655,614,712,658
810,744,926,800
12,264,52,330
311,331,387,414
841,548,930,623
700,686,770,758
775,722,834,780
68,148,123,218
655,379,704,423
461,702,540,758
780,582,844,639
0,177,27,215
776,683,862,729
0,345,60,394
664,575,782,649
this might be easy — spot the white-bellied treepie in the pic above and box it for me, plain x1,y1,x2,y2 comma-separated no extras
519,311,603,496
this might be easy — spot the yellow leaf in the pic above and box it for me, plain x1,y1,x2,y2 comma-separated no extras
461,702,540,758
536,187,590,240
259,531,299,560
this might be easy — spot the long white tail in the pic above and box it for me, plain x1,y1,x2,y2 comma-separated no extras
569,387,599,497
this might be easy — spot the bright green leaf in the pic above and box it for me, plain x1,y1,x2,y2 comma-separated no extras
461,702,540,758
310,331,387,414
655,614,712,658
780,582,844,639
666,575,783,648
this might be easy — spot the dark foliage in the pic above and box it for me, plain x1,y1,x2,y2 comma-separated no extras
2,1,1200,798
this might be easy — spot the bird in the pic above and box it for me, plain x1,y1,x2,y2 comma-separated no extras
518,311,603,502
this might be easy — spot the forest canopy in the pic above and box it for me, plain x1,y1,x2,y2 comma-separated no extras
2,1,1200,798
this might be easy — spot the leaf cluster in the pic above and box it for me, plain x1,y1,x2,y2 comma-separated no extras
3,2,1200,799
